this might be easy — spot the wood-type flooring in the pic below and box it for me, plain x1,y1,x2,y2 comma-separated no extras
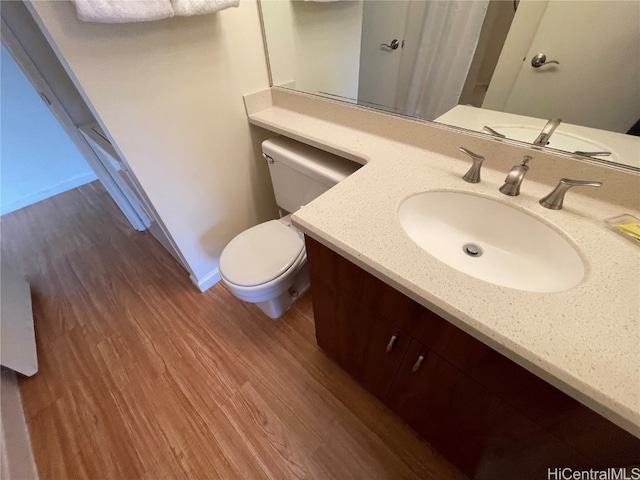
1,181,466,479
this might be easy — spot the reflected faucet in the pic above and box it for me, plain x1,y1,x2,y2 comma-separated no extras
533,118,562,146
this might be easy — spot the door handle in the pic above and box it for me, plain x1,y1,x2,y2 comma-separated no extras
380,39,400,50
531,53,559,68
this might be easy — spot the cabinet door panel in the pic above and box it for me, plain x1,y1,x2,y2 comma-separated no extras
305,236,418,330
387,340,587,479
311,282,409,400
412,313,640,464
306,237,640,474
387,340,497,475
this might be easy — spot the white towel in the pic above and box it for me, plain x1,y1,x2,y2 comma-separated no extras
171,0,239,16
73,0,239,23
72,0,174,23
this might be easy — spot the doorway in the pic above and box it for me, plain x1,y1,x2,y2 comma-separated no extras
1,44,97,216
1,0,187,270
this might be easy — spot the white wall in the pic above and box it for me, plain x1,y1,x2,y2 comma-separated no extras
1,1,96,127
27,0,278,289
1,45,96,215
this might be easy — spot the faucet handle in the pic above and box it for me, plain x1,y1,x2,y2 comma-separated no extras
539,178,603,210
459,147,485,183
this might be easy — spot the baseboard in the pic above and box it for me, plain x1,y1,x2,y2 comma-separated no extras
1,172,97,216
190,268,221,293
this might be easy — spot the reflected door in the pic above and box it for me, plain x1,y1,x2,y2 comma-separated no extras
503,1,639,133
357,1,409,113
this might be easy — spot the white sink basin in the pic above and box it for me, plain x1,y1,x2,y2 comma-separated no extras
399,191,585,292
488,125,615,160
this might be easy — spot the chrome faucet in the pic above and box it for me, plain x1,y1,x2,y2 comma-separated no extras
533,118,562,146
539,178,602,210
499,156,532,196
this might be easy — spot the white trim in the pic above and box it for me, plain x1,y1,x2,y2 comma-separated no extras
190,269,221,293
1,172,97,216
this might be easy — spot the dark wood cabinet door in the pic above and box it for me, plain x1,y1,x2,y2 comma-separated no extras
305,236,640,477
411,309,640,468
311,281,410,400
387,339,499,476
305,236,419,330
387,340,588,479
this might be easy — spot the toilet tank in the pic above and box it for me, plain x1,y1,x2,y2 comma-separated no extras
263,137,362,213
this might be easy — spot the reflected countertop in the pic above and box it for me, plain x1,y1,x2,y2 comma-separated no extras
435,105,640,170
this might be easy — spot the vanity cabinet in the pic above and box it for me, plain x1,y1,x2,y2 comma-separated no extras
312,282,410,400
305,236,640,479
388,339,504,472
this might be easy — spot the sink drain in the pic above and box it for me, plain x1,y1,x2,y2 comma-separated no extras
463,243,483,257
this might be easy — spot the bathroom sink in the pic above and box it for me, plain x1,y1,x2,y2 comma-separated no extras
488,125,614,159
399,191,585,292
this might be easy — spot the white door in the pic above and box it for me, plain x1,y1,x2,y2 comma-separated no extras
80,124,151,231
502,1,639,133
357,1,410,112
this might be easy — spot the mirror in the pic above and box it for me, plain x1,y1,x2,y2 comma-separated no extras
259,0,640,171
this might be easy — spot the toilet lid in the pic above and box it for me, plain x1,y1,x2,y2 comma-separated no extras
220,220,305,287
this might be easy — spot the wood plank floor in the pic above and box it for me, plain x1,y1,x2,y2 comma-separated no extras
1,181,467,479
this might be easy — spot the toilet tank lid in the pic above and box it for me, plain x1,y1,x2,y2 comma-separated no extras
220,220,304,287
263,137,362,185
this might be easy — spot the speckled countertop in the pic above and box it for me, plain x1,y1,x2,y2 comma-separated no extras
245,88,640,437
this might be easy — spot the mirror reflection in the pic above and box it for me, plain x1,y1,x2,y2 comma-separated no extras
260,0,640,170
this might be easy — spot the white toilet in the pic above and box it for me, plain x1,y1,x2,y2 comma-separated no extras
219,136,361,319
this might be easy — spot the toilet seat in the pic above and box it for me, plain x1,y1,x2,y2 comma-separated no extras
219,220,305,287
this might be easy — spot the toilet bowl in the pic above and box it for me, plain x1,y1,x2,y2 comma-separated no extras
219,218,310,319
219,136,361,319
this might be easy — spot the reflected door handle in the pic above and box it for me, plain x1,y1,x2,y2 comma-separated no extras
380,39,400,50
531,53,559,68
